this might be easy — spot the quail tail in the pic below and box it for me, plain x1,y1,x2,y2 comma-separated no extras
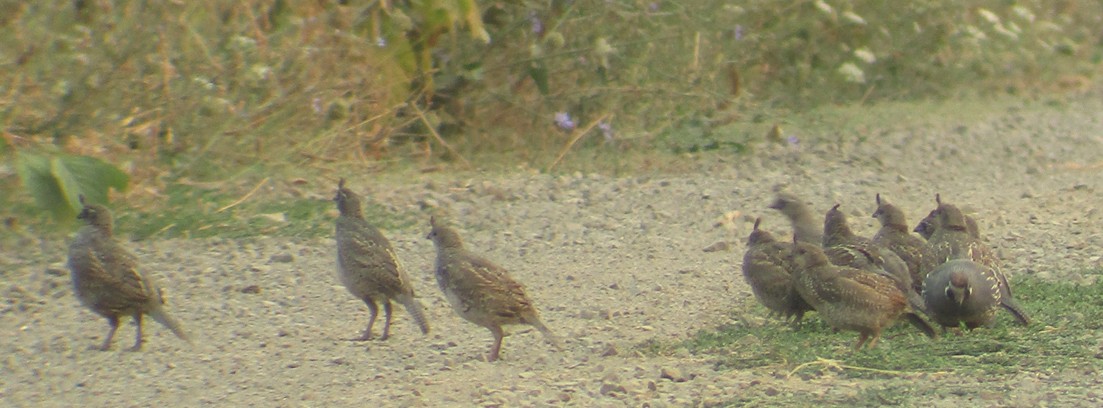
903,312,938,339
148,307,191,344
1000,298,1031,326
530,318,564,350
397,294,431,335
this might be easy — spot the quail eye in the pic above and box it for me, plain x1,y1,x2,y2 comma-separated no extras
944,287,955,301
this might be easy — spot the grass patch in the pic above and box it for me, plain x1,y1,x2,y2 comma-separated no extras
644,275,1103,378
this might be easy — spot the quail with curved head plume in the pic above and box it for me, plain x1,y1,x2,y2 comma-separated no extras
921,194,1030,326
822,204,928,316
427,217,562,362
67,195,190,351
871,194,929,294
335,179,429,340
769,192,822,245
914,207,980,241
787,240,936,350
922,259,1004,330
741,218,814,324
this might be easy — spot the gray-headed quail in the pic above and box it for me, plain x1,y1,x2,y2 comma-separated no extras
871,194,930,294
67,196,190,351
769,192,822,245
335,179,430,340
427,217,561,362
922,259,1004,330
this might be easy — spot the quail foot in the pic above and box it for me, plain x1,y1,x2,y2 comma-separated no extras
67,195,190,351
335,179,430,340
427,217,562,362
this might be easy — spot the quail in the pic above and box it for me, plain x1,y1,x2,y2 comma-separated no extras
787,240,936,350
67,195,190,351
922,259,1004,330
769,192,822,245
822,204,928,316
914,207,980,241
741,218,814,324
921,195,1030,326
426,217,561,362
871,194,929,294
335,179,429,340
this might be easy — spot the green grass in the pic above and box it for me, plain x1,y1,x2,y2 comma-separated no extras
642,275,1103,379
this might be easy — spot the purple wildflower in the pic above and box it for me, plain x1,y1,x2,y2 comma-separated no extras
312,97,323,114
734,25,744,41
598,121,614,143
375,37,386,48
554,112,576,131
530,11,544,36
787,135,799,145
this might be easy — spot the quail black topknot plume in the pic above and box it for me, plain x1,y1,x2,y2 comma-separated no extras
922,259,1005,330
427,217,561,362
914,207,980,241
769,192,822,245
921,194,1030,326
871,194,930,294
741,218,814,324
822,204,928,316
787,240,936,350
335,179,429,340
67,195,190,351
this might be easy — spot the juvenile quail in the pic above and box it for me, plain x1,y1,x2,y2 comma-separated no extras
335,179,429,340
67,195,190,351
769,193,822,245
922,259,1003,330
922,195,1030,326
787,240,936,350
871,194,929,294
741,218,814,324
426,217,561,362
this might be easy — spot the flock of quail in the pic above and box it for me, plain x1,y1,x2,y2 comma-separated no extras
66,180,560,362
65,179,1032,361
744,192,1030,349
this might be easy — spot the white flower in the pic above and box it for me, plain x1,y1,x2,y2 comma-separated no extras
854,47,876,64
1012,6,1035,23
977,8,1000,25
814,0,834,16
842,11,866,26
837,62,866,83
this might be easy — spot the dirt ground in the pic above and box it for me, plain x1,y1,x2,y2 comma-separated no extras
3,96,1103,407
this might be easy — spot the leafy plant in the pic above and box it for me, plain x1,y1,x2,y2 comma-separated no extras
14,152,129,222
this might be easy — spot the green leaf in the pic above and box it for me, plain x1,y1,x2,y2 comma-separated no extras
16,153,72,221
529,62,549,95
15,152,129,222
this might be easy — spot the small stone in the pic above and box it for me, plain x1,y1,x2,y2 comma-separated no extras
601,343,619,357
240,285,261,294
599,383,627,396
269,253,294,263
702,241,731,252
660,367,687,382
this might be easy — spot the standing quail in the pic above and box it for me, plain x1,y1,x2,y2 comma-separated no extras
769,193,822,245
921,195,1030,326
871,194,929,294
922,259,1004,330
741,218,814,324
426,217,561,362
335,179,429,340
822,204,928,316
787,240,936,350
67,195,190,351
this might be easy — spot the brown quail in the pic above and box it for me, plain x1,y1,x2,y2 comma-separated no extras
769,193,823,245
871,194,929,294
823,204,928,316
67,195,190,351
787,240,936,350
426,217,561,362
921,195,1030,326
335,179,429,340
914,207,980,241
922,259,1004,330
741,218,814,324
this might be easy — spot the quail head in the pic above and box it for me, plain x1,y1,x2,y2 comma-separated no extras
922,259,1004,330
741,218,814,324
427,217,561,362
67,195,190,351
786,240,936,350
769,192,822,245
335,178,429,340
